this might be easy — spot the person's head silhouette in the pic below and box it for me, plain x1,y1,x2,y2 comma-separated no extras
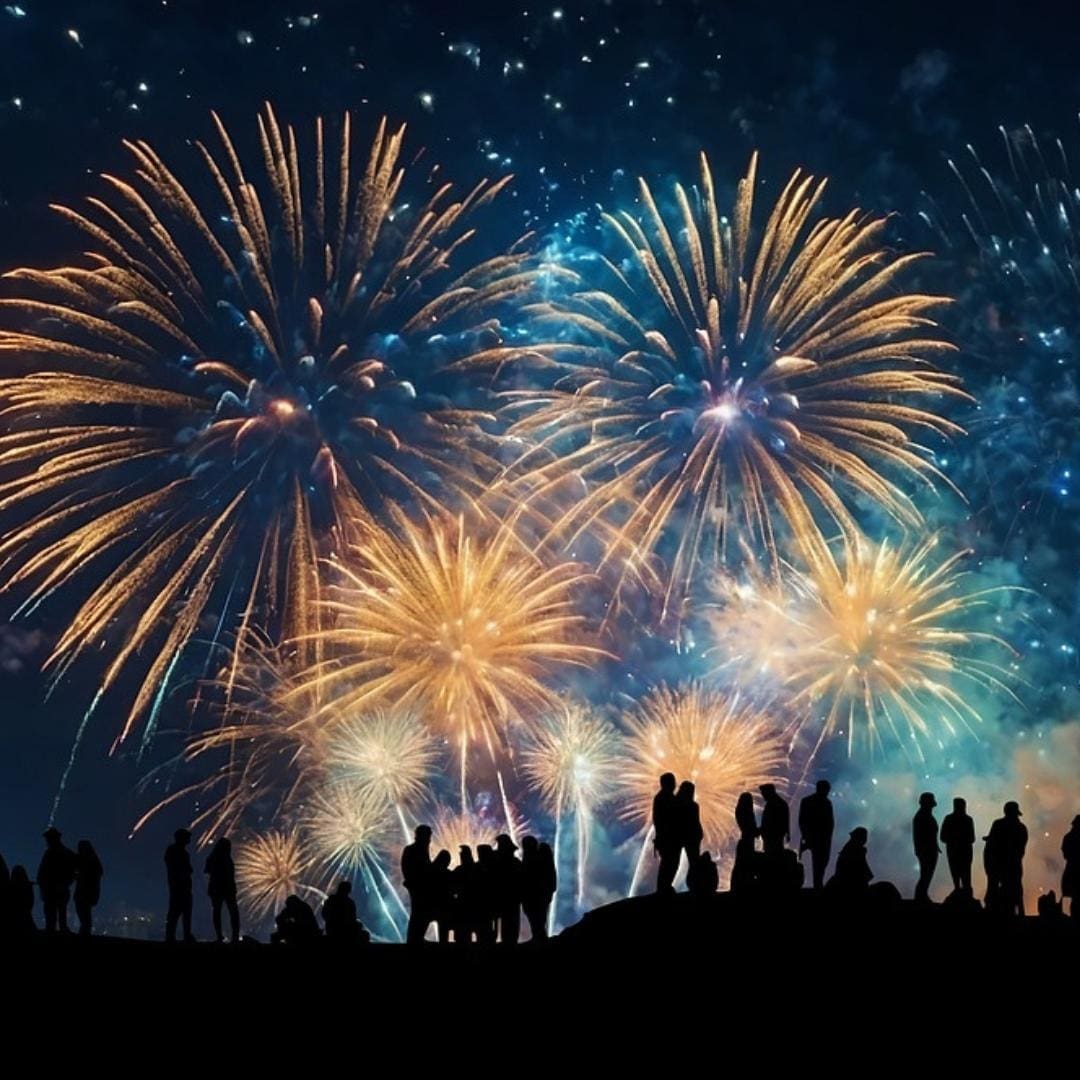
659,772,676,793
953,797,967,813
1003,801,1022,819
335,880,351,897
414,824,432,846
850,827,868,846
43,827,61,847
174,828,191,846
494,834,518,857
815,779,831,796
760,783,776,799
521,835,539,857
459,845,474,866
919,792,936,810
433,849,451,871
677,780,696,801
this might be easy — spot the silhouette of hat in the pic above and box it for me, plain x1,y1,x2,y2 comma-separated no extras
43,827,61,840
1003,801,1022,817
494,834,518,852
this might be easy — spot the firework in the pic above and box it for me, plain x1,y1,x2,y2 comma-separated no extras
709,535,1018,760
235,829,315,923
920,124,1080,560
323,707,440,837
0,104,535,751
520,703,622,909
620,682,788,853
293,509,609,804
303,781,394,880
504,153,965,610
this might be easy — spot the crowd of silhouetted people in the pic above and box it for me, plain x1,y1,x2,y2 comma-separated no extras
1,785,1079,945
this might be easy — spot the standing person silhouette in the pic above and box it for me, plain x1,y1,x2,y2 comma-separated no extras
652,772,681,894
1061,815,1080,918
912,793,940,903
520,836,550,941
73,840,103,937
798,780,835,890
759,784,789,859
205,837,240,944
493,834,523,945
37,827,77,934
986,802,1028,916
164,828,195,943
676,781,703,879
940,797,976,895
731,792,759,896
452,845,478,944
401,824,433,945
475,844,498,944
430,849,454,944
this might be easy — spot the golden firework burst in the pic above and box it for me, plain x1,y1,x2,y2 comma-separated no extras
292,509,609,801
502,153,965,611
235,829,315,922
0,103,537,747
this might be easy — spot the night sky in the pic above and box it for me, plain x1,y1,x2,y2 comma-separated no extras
2,0,1079,936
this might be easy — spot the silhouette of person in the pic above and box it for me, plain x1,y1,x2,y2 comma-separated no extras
652,772,681,893
322,881,369,943
164,827,195,943
759,784,790,859
205,837,240,944
521,835,558,941
829,827,873,896
430,849,454,944
677,781,704,876
912,792,940,903
73,840,103,937
985,802,1028,916
0,850,8,927
271,895,320,944
493,834,523,945
1062,815,1080,918
940,797,976,894
798,780,835,890
37,827,77,934
401,824,433,945
731,791,759,896
475,844,498,944
688,851,719,898
9,866,35,936
452,845,478,944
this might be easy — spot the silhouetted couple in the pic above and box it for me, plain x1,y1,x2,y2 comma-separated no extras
652,773,704,893
730,783,795,895
402,824,556,944
36,827,103,935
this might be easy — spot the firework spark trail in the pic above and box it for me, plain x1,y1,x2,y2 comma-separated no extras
520,703,622,911
498,152,966,612
0,103,541,766
291,508,610,799
707,534,1021,764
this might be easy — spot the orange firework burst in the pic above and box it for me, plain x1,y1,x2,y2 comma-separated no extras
430,803,529,866
292,509,608,802
620,682,788,851
235,829,315,922
709,535,1019,760
0,104,536,748
503,153,965,611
